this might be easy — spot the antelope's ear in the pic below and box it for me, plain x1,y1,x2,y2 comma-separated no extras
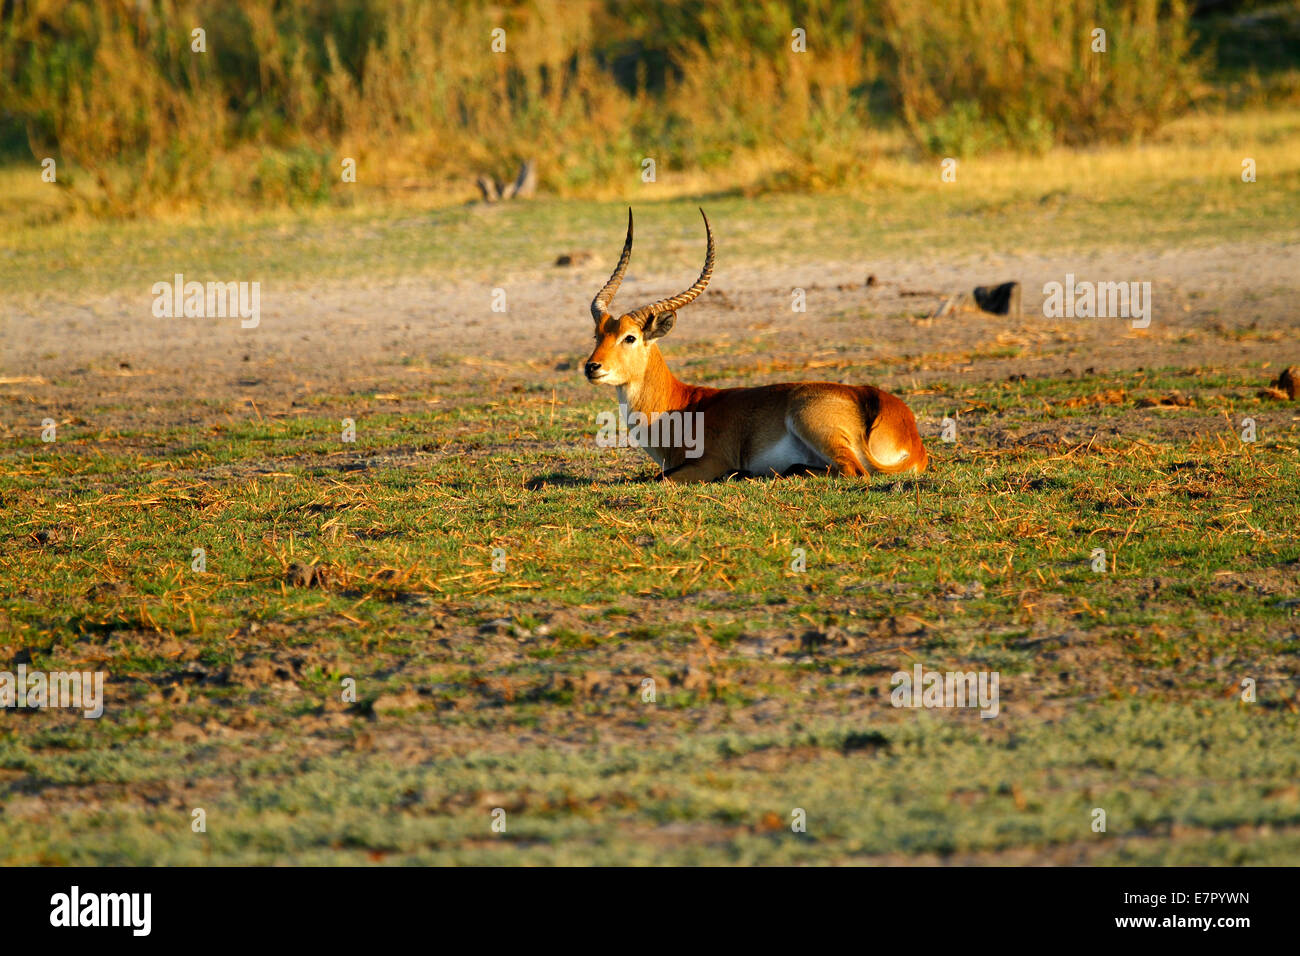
644,310,676,341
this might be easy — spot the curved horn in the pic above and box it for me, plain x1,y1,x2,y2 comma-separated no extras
591,208,634,324
628,208,714,326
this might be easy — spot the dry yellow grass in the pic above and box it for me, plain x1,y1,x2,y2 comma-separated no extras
5,106,1297,233
1,0,1220,216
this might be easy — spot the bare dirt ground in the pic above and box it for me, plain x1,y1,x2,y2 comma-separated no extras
5,240,1296,432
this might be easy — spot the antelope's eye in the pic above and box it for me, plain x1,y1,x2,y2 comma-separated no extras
623,334,637,344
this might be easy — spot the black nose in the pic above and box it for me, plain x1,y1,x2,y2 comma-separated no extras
584,361,601,378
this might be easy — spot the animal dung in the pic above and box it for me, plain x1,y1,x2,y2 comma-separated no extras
929,281,1022,319
972,281,1022,317
1275,365,1299,399
1257,365,1298,401
285,561,328,588
1137,390,1194,408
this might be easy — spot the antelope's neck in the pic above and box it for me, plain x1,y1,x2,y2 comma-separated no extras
618,346,697,419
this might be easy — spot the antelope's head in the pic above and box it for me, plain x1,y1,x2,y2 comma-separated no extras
584,208,714,388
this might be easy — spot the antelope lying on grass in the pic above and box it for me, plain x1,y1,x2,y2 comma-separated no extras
584,209,928,482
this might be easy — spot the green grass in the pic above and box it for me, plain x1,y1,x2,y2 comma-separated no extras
2,364,1297,864
3,110,1299,863
3,704,1299,865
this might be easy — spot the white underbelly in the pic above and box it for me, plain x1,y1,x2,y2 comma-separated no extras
747,432,825,475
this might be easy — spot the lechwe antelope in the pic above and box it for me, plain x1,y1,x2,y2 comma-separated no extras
585,209,928,482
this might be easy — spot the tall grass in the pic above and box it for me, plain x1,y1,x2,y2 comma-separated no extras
0,0,1213,215
2,1,230,214
884,0,1204,156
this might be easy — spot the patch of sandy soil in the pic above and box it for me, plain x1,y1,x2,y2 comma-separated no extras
3,240,1297,432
